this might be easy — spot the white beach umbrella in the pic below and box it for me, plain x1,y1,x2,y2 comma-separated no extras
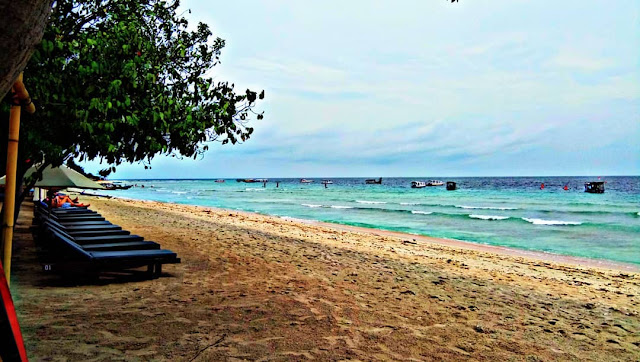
0,164,105,190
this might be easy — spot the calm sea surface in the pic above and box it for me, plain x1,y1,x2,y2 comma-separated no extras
95,177,640,266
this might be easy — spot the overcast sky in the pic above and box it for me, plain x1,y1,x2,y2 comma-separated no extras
82,0,639,178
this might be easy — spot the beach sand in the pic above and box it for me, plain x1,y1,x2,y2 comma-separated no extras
11,196,640,360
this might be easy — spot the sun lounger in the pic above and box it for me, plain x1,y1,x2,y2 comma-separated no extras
55,220,113,227
64,229,131,237
45,228,180,278
81,241,160,252
43,219,122,232
35,209,105,221
35,201,96,214
43,220,137,242
41,220,158,250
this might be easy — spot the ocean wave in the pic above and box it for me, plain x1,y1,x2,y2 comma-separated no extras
331,205,354,209
280,216,310,223
456,205,518,210
469,214,510,220
244,188,266,192
400,202,420,205
522,218,582,226
301,203,322,208
411,210,433,215
171,191,188,195
355,200,387,204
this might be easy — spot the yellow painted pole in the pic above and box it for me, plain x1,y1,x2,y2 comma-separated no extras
1,73,35,284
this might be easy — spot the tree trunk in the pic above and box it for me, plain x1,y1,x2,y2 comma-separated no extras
0,0,52,98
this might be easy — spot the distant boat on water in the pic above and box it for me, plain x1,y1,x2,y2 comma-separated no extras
446,181,457,190
426,180,444,186
365,178,382,184
411,181,426,188
215,179,225,183
584,181,605,193
321,180,333,184
237,178,267,183
97,180,132,190
300,179,314,183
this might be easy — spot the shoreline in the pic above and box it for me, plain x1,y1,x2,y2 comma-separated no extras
82,192,639,273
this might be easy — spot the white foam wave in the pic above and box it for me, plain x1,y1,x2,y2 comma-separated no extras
400,202,419,205
411,211,433,215
280,216,309,222
469,214,510,220
522,218,582,226
356,200,387,204
301,203,322,208
331,205,354,209
171,191,188,195
245,188,266,192
456,205,518,210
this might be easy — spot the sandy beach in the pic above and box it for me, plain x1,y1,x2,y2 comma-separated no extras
11,196,640,360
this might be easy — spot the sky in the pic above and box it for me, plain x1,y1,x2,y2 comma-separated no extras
82,0,639,178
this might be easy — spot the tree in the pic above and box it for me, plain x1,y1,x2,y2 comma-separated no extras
0,0,263,215
0,0,52,98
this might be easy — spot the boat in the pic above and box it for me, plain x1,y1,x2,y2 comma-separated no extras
97,181,133,190
584,181,605,193
411,181,426,188
300,179,314,183
214,179,225,183
446,181,457,190
321,180,333,184
426,180,444,186
365,178,382,184
237,179,266,183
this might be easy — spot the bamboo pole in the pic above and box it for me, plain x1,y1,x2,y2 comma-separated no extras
1,73,34,284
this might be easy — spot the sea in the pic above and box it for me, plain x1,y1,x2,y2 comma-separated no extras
94,176,640,266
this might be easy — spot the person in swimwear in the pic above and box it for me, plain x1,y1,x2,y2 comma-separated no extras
45,191,90,208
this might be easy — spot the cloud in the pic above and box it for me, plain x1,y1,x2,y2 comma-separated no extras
83,0,639,178
546,51,616,72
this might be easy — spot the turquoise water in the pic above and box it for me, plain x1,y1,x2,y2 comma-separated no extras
93,177,640,265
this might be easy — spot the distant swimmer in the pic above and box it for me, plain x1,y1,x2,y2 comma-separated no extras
563,185,568,191
540,183,545,190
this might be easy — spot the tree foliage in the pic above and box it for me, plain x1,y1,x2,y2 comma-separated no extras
2,0,263,180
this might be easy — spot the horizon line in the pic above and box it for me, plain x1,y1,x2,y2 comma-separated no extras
107,175,639,181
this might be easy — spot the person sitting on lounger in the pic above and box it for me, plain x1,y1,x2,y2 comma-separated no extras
45,192,90,208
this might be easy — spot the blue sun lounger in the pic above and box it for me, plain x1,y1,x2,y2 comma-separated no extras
43,228,179,278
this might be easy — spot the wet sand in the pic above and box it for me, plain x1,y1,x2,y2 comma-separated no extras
11,196,640,360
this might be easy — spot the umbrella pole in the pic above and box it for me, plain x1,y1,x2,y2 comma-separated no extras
1,73,34,284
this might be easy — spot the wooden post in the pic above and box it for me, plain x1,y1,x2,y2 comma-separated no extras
1,73,34,284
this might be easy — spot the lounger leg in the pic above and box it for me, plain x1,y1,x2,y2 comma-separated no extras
147,264,154,277
154,263,162,278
